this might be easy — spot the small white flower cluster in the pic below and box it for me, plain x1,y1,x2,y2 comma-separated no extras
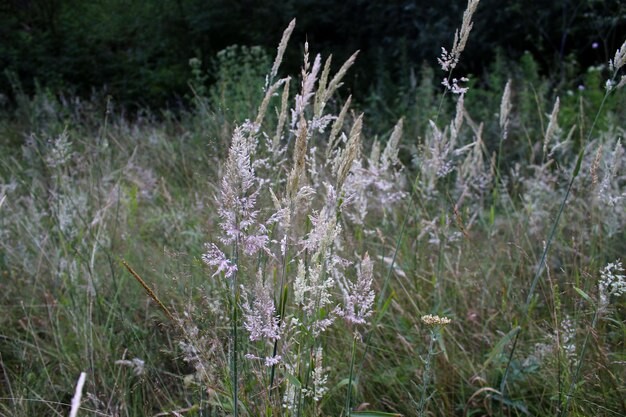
599,259,625,310
421,314,452,326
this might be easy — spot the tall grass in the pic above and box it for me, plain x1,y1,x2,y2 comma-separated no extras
1,6,625,417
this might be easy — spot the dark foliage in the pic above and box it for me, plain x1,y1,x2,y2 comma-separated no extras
1,0,625,108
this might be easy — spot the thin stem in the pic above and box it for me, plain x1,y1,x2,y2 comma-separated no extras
417,329,438,417
345,335,357,416
232,238,240,417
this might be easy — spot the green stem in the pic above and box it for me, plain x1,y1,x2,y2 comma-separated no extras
345,335,357,416
232,238,240,417
417,329,437,417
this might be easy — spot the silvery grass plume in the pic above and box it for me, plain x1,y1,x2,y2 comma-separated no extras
217,123,268,257
456,111,493,209
291,41,321,136
314,51,359,120
499,79,512,140
573,134,625,238
326,96,352,160
438,0,479,97
269,18,295,83
343,119,407,225
543,97,560,156
609,39,626,72
241,276,283,367
607,39,626,90
337,252,375,326
271,77,291,160
194,18,411,414
418,95,466,195
311,346,328,402
438,0,480,72
597,138,624,207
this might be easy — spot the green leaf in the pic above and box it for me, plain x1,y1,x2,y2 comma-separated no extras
573,286,595,306
375,291,395,322
573,149,584,177
350,412,403,417
285,372,301,389
483,326,520,368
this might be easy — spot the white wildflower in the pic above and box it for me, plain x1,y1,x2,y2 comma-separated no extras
599,259,626,310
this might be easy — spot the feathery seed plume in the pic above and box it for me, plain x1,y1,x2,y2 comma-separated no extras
272,77,291,155
256,77,287,128
338,252,375,325
327,95,352,159
335,114,363,191
543,97,560,156
381,118,403,170
314,55,333,118
318,51,359,116
287,116,309,201
499,80,512,140
438,0,480,71
270,18,296,82
609,39,626,72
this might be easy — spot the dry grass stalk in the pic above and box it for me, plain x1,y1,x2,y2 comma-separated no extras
255,78,287,128
122,260,175,322
335,114,362,191
318,51,359,116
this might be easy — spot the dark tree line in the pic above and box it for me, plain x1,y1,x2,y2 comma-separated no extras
1,0,624,108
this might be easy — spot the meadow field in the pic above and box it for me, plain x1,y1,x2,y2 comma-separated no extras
1,2,625,416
